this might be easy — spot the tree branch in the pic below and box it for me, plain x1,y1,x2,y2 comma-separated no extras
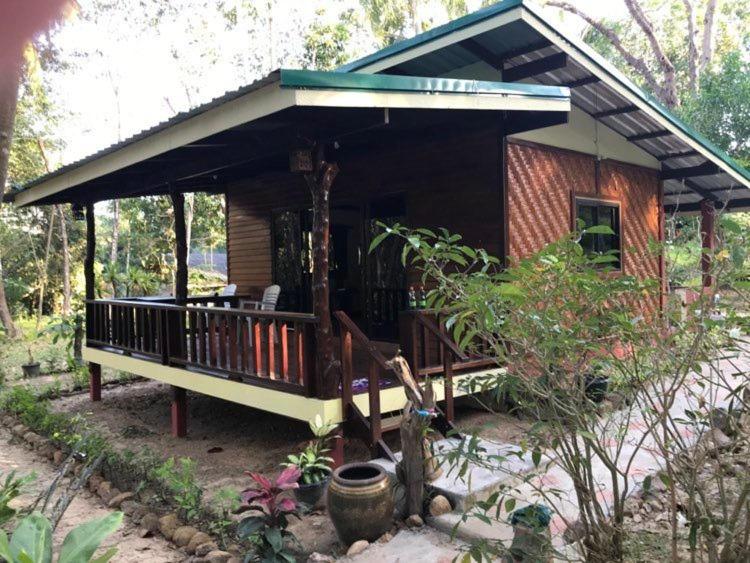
623,0,677,106
546,1,668,104
699,0,718,75
681,0,698,93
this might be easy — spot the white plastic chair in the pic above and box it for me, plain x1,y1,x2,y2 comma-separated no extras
244,284,281,311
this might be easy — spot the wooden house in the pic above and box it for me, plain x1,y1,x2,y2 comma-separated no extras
13,0,750,462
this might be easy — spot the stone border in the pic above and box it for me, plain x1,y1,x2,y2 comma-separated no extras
0,413,235,563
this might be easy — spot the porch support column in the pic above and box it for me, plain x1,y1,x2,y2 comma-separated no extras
85,203,101,402
170,188,188,305
303,145,340,399
700,199,716,288
171,386,187,438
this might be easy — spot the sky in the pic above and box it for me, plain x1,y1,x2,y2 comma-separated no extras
43,0,628,168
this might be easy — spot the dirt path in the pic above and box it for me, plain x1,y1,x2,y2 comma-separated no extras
0,427,182,563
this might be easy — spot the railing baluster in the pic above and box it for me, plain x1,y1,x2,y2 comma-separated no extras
340,326,353,415
295,322,304,386
368,359,381,454
266,320,276,379
208,313,217,367
252,319,262,376
228,315,239,376
241,317,250,374
197,311,206,365
279,322,289,381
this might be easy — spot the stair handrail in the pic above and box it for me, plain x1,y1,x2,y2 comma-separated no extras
411,310,469,361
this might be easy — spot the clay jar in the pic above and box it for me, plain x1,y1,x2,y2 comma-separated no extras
327,462,393,545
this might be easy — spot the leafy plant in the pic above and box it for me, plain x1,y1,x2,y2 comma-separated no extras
238,467,301,563
153,457,203,522
0,511,122,563
43,313,84,371
208,487,241,548
0,471,35,527
282,415,335,486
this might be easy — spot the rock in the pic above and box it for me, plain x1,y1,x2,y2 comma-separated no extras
187,532,212,554
141,513,160,534
376,532,393,544
405,514,424,528
88,474,104,493
23,431,40,446
563,519,587,544
173,526,200,547
107,491,134,508
73,463,84,477
102,487,120,504
40,444,56,461
703,428,732,453
347,540,370,556
52,450,64,465
306,553,335,563
646,499,663,512
119,499,139,515
12,424,28,438
159,514,181,541
429,495,452,517
34,438,51,451
205,551,232,563
227,557,241,563
196,542,219,557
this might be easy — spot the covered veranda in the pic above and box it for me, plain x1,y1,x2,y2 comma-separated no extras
12,69,571,458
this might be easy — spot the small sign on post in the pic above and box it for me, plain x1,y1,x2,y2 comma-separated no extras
290,149,314,173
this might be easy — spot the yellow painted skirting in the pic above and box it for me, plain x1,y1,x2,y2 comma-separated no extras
84,347,494,424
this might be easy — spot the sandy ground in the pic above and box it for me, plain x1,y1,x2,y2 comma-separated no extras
0,426,181,563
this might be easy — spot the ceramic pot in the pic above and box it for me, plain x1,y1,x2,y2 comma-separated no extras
327,462,393,544
21,363,40,378
294,472,331,508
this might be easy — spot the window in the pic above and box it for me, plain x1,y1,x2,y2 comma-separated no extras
575,197,621,269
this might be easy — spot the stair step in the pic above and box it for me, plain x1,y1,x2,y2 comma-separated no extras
380,414,403,433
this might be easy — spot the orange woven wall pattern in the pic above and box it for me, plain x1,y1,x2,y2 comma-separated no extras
506,140,662,285
506,141,595,259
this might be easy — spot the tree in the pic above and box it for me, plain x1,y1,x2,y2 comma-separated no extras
545,0,746,108
0,0,69,337
303,9,358,71
361,0,468,46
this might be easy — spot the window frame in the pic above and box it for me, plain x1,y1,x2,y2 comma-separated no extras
574,196,623,271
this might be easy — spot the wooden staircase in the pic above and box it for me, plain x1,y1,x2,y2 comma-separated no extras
333,310,460,463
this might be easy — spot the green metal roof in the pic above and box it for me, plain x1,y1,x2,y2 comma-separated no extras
279,68,568,100
338,0,523,73
338,0,750,194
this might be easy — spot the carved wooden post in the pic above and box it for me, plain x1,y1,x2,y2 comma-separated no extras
85,203,101,402
700,199,716,288
300,145,340,399
169,189,189,436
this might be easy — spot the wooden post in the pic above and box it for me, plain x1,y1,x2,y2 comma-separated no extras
170,190,188,305
700,199,716,288
330,425,344,469
85,203,102,402
302,145,340,399
171,386,187,438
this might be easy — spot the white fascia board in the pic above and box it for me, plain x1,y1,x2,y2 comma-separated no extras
16,82,295,207
293,88,570,113
520,9,750,191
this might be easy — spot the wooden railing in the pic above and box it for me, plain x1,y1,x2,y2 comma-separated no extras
399,309,496,412
334,310,395,461
86,299,318,396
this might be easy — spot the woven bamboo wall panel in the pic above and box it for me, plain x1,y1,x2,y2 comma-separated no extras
506,140,662,313
506,141,595,260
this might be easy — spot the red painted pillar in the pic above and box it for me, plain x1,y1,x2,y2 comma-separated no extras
330,425,344,469
89,363,102,402
171,386,187,438
700,199,716,288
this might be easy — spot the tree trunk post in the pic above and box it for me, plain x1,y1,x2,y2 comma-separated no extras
303,145,340,399
700,199,716,288
170,189,188,305
85,203,101,401
171,386,187,438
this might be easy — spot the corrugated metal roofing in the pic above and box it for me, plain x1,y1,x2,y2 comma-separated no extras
341,0,750,212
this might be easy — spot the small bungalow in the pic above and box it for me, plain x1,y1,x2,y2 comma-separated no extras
12,0,750,463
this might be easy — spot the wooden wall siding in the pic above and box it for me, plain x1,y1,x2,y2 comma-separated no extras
226,127,502,294
506,140,661,312
506,142,595,260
